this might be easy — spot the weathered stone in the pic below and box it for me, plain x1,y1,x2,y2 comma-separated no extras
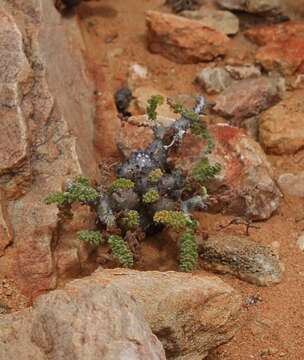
56,248,81,278
0,1,99,299
196,67,233,94
256,37,304,75
146,11,230,63
213,77,285,122
244,21,304,46
277,172,304,197
245,22,304,75
259,91,304,154
127,63,149,90
199,235,284,286
296,233,304,251
225,64,261,80
118,121,154,158
181,8,239,35
217,0,281,14
88,269,241,359
0,279,165,360
241,116,259,140
169,125,281,220
0,190,13,256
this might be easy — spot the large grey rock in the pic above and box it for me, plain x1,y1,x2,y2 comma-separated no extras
199,235,284,286
89,269,242,360
217,0,281,14
0,279,165,360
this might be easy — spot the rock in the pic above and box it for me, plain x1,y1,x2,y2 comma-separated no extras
0,190,13,256
88,268,242,359
55,248,81,278
127,63,149,89
225,64,261,80
181,8,239,35
259,91,304,154
213,77,285,122
0,1,99,299
296,234,304,251
118,121,154,158
196,64,261,94
245,22,304,75
241,116,259,140
244,21,304,46
146,11,230,64
277,173,304,197
169,124,281,220
255,37,304,75
216,0,281,14
199,235,284,286
0,279,165,360
196,67,233,94
129,86,176,118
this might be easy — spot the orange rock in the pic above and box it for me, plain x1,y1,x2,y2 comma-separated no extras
245,21,304,46
256,37,304,75
146,11,230,64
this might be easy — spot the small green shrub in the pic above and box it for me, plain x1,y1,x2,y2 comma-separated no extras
124,210,140,229
148,168,163,183
179,229,198,272
78,230,103,246
108,235,134,268
154,210,189,230
143,189,160,204
44,176,97,205
192,159,221,184
147,95,164,121
109,178,135,193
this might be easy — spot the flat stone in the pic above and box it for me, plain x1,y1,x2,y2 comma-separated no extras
146,11,230,63
89,269,242,359
213,77,285,122
0,279,165,360
277,172,304,197
196,67,233,94
181,8,239,35
296,234,304,251
199,235,284,286
259,91,304,154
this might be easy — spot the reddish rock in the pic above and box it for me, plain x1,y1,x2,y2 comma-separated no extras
256,37,304,75
169,125,281,220
118,121,154,158
245,22,304,75
245,22,304,46
213,77,284,122
146,11,230,64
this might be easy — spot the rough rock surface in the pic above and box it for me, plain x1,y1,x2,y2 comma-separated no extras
196,67,233,94
181,8,239,35
216,0,281,13
0,190,13,256
277,172,304,197
169,124,282,220
87,269,241,360
245,22,304,75
146,11,230,63
259,91,304,154
196,65,261,94
0,279,165,360
213,77,285,123
296,233,304,251
199,235,284,286
0,1,99,299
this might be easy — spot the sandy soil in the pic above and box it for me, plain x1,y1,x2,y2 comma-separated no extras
75,1,304,359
